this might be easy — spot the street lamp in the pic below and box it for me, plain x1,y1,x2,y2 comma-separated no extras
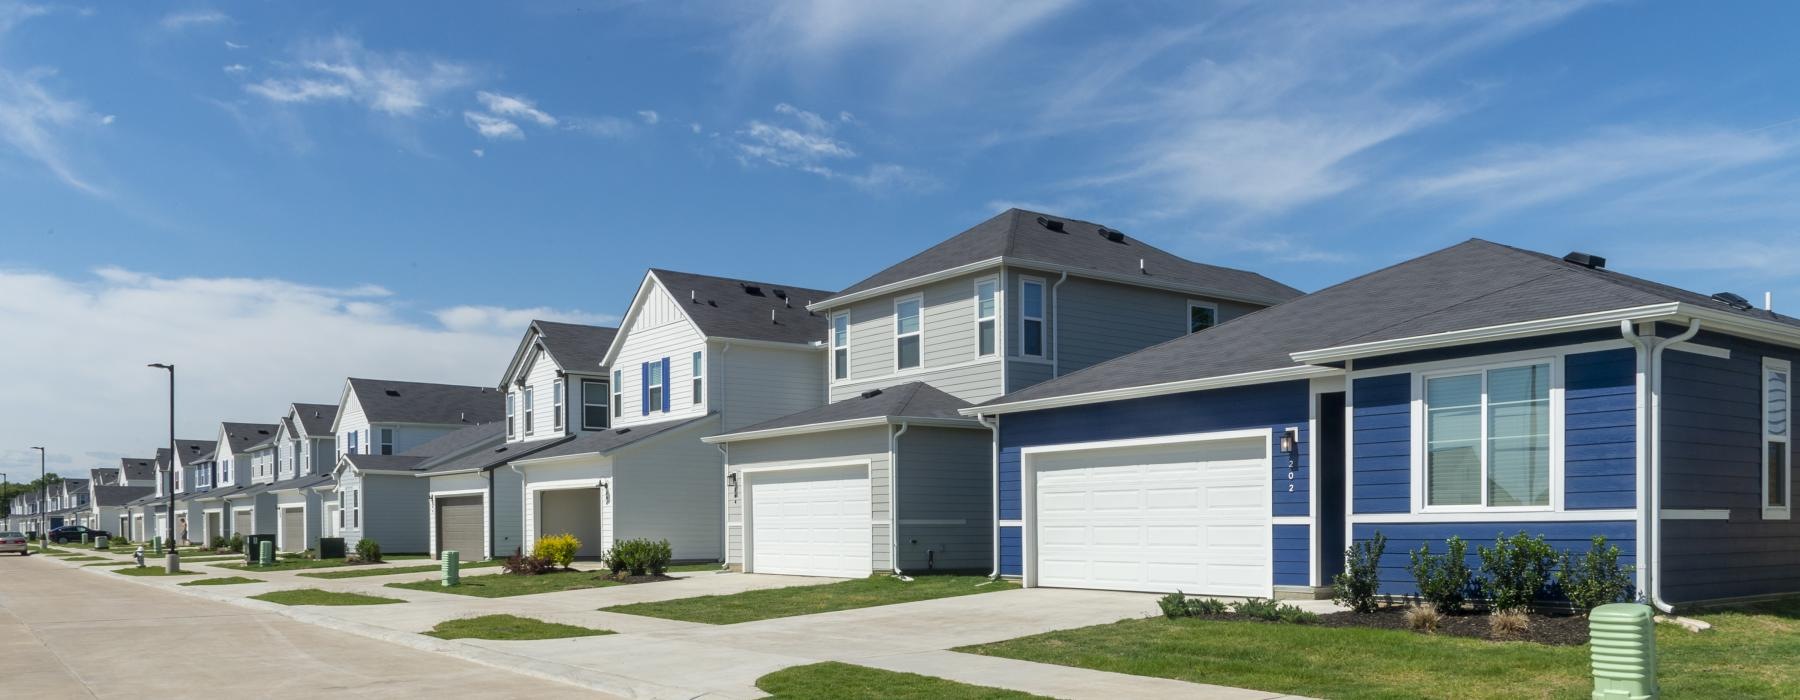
149,363,179,573
30,446,44,551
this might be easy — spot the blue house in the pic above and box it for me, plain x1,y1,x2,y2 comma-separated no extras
965,239,1798,610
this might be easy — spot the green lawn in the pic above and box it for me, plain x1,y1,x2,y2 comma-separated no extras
604,574,1016,625
61,555,106,562
250,589,407,606
110,566,200,577
387,570,622,598
217,555,428,572
961,597,1800,700
181,576,262,586
424,614,614,641
756,662,1044,699
299,559,501,579
666,562,725,573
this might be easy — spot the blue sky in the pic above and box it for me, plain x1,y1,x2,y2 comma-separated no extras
3,1,1799,477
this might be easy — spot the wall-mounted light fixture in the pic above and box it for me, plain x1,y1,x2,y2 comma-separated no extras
1279,427,1299,455
726,473,739,499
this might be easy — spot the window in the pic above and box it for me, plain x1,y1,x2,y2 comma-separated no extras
352,490,360,528
337,492,345,527
362,430,369,454
975,278,997,356
895,295,922,370
347,429,360,455
692,351,705,405
831,312,850,380
612,370,623,418
1021,278,1045,357
648,362,665,412
379,429,393,455
553,379,565,430
1425,362,1552,509
523,386,536,436
1766,358,1791,519
1188,300,1218,334
506,392,517,438
582,379,609,429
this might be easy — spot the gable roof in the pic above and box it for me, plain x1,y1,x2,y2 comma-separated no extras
219,422,279,456
345,378,504,426
973,239,1800,413
512,414,714,464
648,269,834,345
707,382,977,443
118,457,156,481
90,467,121,485
501,321,620,383
343,422,504,474
419,428,569,477
92,484,153,507
292,403,339,437
819,208,1302,309
176,439,216,466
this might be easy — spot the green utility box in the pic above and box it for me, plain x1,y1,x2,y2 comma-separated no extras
318,537,346,559
441,550,460,587
258,540,275,566
152,537,163,556
243,535,276,564
1590,603,1657,699
95,535,109,550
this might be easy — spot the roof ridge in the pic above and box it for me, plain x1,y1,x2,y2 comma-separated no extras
649,268,836,297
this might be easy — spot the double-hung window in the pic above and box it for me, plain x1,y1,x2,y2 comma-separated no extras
523,386,536,436
647,362,665,412
832,313,850,380
1766,358,1791,519
347,429,360,455
379,428,394,455
1424,361,1552,509
506,392,517,438
553,379,565,431
692,351,705,405
582,379,609,429
1188,300,1218,334
975,278,997,356
895,295,922,370
612,370,623,418
1021,278,1045,357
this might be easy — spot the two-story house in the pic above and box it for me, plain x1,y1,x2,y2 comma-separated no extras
330,378,503,554
112,455,159,540
508,270,832,563
422,321,618,560
266,403,339,552
89,466,152,540
704,209,1301,578
192,422,278,543
161,439,215,545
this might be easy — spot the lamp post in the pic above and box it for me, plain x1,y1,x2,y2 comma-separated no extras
30,447,45,551
149,363,179,573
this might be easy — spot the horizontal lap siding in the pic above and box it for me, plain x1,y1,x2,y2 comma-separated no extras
897,427,993,572
1351,521,1634,598
1564,349,1637,509
1352,374,1410,514
1273,524,1309,586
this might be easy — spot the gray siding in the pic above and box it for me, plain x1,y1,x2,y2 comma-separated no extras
493,467,524,557
725,426,891,571
894,426,993,572
715,342,826,431
613,419,725,562
340,471,430,554
1054,275,1260,376
830,270,1004,404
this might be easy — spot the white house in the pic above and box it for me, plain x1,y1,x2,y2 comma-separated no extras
192,422,278,543
266,403,339,552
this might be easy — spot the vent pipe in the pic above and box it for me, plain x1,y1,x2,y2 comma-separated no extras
690,290,696,303
1139,258,1145,274
1767,292,1774,312
770,309,777,323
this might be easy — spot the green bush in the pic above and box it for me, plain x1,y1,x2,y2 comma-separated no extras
209,536,226,550
603,538,672,576
1230,598,1319,624
534,533,582,569
1333,532,1386,613
1559,536,1634,614
227,533,243,552
1478,532,1557,613
1409,536,1473,612
355,538,382,564
502,547,554,575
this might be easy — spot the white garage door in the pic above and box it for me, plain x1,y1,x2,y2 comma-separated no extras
749,465,871,578
1033,437,1271,597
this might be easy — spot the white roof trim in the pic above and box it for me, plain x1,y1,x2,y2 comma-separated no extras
1287,303,1682,364
703,415,981,444
1676,302,1800,348
811,255,1293,312
600,272,700,369
705,336,825,351
962,365,1343,416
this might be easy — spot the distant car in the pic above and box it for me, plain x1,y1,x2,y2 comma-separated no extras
46,525,108,544
0,532,27,555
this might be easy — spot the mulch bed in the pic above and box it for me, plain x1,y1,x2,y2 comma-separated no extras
1315,607,1589,646
603,572,676,584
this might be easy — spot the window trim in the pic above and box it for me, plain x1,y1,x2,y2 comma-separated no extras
692,351,705,405
1187,299,1219,335
647,361,665,413
581,378,610,430
1410,355,1563,515
379,428,394,456
1020,276,1046,358
523,386,536,436
894,293,925,372
1765,357,1792,520
612,370,623,418
975,276,998,357
506,392,516,439
552,379,565,431
831,311,850,381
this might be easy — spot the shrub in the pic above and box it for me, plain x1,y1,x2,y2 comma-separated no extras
1477,532,1557,613
1186,597,1229,616
1230,598,1319,624
1559,536,1635,614
502,547,555,575
1158,592,1232,619
603,538,673,576
1489,610,1530,638
1333,532,1386,613
533,533,582,570
1404,603,1442,633
355,538,383,564
210,536,226,550
227,534,243,552
1409,536,1473,612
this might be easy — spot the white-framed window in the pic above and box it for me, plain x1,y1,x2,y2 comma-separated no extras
1422,359,1554,510
352,489,360,528
337,492,345,527
506,392,517,438
379,428,394,456
1188,300,1218,334
347,429,360,455
692,351,705,405
612,370,623,418
832,312,850,380
895,294,923,370
975,277,997,357
1020,277,1045,357
362,430,369,454
552,379,565,431
648,362,665,412
582,379,609,430
523,386,536,436
1765,357,1791,519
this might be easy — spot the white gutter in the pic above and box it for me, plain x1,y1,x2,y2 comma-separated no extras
717,443,730,571
889,421,909,578
979,414,999,580
1621,318,1699,614
1289,304,1682,364
1050,271,1068,377
961,365,1342,417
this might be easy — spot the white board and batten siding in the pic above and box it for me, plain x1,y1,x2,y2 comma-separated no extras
829,270,1003,404
613,280,711,429
508,347,566,443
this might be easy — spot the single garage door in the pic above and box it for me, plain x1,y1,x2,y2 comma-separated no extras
233,510,252,538
749,465,871,578
281,508,305,551
436,496,484,558
1033,438,1271,597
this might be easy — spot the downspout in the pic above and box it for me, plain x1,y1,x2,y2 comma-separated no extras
979,414,1000,581
1621,318,1700,614
889,421,910,579
1050,271,1069,377
508,462,526,557
717,443,731,571
485,468,496,560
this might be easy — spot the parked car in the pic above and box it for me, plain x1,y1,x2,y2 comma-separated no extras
46,525,108,544
0,532,28,555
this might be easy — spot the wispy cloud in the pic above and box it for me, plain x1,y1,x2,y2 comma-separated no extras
222,63,247,74
732,102,931,192
159,10,228,31
476,90,556,127
224,40,247,50
433,305,618,334
463,111,521,140
637,109,659,125
245,35,473,117
0,66,106,194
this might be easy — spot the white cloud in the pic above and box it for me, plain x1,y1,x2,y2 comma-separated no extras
433,305,618,335
98,113,114,125
0,267,611,479
159,10,228,31
224,40,247,50
463,111,521,140
222,63,247,74
0,3,50,34
476,90,556,126
471,148,484,158
732,102,928,192
246,77,351,103
689,122,702,134
567,115,635,139
637,109,659,125
244,35,473,117
0,66,106,194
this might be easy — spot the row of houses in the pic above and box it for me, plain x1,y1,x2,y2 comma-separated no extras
9,209,1797,608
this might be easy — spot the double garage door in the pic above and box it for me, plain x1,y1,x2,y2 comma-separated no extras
436,496,485,558
1031,437,1271,597
748,465,871,578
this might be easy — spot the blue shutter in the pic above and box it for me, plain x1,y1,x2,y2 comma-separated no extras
640,362,650,416
661,357,672,412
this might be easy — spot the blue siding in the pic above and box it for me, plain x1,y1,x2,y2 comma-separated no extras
1356,329,1621,371
1273,524,1309,586
1564,348,1637,509
1352,374,1410,514
1351,521,1635,598
998,526,1022,577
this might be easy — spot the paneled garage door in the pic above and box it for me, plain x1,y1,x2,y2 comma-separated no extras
748,465,871,578
436,496,484,558
1032,437,1271,596
233,511,252,537
281,508,305,551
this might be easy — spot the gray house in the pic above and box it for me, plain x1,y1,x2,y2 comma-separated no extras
706,209,1302,578
336,422,502,554
265,403,340,552
194,422,278,543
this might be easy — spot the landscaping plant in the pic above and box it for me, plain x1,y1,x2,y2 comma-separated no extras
1230,598,1319,624
1558,535,1634,615
1332,531,1386,613
355,538,383,563
1403,603,1442,633
1158,591,1230,618
1489,609,1531,637
603,537,673,576
1477,532,1557,613
227,533,242,552
501,547,554,575
533,533,582,569
1408,536,1472,612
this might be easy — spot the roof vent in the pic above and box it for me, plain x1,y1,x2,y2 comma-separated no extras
1563,251,1607,269
1712,292,1754,311
1036,216,1065,232
861,388,883,399
384,389,401,397
690,290,697,303
743,285,764,296
773,289,788,300
1098,227,1125,243
770,309,778,323
459,411,467,422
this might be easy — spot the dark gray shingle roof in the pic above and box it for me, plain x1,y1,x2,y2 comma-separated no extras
269,473,334,493
715,382,974,439
293,403,338,436
649,269,833,345
826,208,1302,305
220,423,279,455
515,415,713,462
348,378,504,426
346,423,504,473
118,457,156,481
531,321,619,375
419,431,567,476
176,439,216,466
92,485,152,506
